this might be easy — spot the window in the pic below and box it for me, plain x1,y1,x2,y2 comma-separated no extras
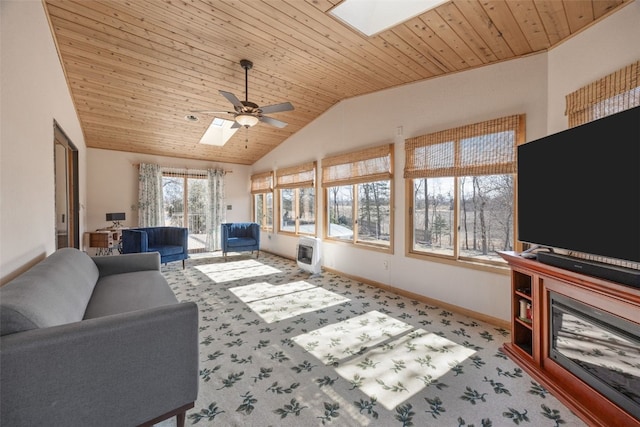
251,171,273,230
322,144,393,251
405,115,524,265
566,60,640,127
564,60,640,270
276,162,316,235
162,169,207,253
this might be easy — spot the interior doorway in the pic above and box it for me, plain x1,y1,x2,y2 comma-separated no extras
54,121,79,249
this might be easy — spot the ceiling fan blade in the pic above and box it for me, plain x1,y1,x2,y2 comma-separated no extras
259,101,294,114
219,90,244,109
190,110,234,115
260,115,288,128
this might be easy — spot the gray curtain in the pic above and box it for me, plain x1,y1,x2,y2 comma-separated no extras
137,163,164,227
205,168,226,251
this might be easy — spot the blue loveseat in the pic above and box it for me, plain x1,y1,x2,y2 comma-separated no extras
123,226,188,268
221,222,260,261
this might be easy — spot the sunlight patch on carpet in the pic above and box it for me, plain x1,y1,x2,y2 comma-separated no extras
293,311,476,410
230,281,350,323
195,259,281,283
292,310,414,362
229,281,316,303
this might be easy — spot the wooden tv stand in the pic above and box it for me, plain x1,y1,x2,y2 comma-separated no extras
499,251,640,427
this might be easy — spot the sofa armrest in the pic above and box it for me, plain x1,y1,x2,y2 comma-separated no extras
0,302,199,427
122,229,148,254
250,222,261,246
221,223,230,252
92,251,161,277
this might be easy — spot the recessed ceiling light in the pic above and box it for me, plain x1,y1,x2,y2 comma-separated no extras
330,0,448,37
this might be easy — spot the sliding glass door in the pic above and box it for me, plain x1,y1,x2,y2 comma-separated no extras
162,174,207,253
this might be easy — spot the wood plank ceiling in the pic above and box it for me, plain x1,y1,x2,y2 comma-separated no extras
43,0,631,165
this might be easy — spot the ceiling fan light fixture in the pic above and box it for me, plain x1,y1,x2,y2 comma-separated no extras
236,113,259,127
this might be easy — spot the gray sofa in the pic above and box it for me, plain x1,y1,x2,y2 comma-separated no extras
0,248,198,427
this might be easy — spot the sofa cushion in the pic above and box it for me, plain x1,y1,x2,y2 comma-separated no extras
0,248,99,336
149,245,184,257
226,237,257,248
83,271,178,319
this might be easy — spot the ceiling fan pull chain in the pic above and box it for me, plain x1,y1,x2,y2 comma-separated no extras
245,127,249,149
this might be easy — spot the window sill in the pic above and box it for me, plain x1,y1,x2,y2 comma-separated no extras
406,251,511,275
324,237,393,254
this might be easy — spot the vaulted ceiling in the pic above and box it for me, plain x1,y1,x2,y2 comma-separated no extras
43,0,631,165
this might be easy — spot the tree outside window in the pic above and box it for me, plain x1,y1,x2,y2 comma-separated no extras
327,181,391,246
162,172,208,253
276,162,316,235
405,115,524,265
251,171,273,231
323,144,393,251
254,192,273,230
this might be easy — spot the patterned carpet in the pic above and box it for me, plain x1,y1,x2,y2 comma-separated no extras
159,251,586,426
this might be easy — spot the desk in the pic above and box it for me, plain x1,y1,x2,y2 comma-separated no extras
87,228,126,255
88,231,117,255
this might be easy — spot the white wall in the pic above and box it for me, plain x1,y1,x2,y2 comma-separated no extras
2,0,639,320
1,0,86,284
86,148,251,240
547,0,640,133
254,53,549,322
253,2,640,322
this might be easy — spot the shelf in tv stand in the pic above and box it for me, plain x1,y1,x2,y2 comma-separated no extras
499,251,640,427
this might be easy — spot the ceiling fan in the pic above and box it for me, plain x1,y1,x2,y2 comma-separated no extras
193,59,294,129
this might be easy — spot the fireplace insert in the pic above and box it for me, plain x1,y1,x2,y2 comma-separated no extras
549,292,640,419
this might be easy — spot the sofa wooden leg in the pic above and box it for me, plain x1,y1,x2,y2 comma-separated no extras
176,411,186,427
137,403,193,427
182,259,185,269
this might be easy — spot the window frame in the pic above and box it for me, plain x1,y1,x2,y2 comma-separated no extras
563,60,640,270
404,115,525,268
275,162,317,236
161,169,209,253
322,144,394,253
565,60,639,127
251,171,273,231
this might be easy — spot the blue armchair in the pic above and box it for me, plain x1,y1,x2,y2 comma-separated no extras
221,222,260,261
122,226,189,268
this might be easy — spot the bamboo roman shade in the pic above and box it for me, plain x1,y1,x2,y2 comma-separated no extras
250,171,273,194
566,60,640,127
275,162,316,189
404,115,524,179
321,144,393,188
162,167,208,179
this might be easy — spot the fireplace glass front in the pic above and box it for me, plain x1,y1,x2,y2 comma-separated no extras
549,292,640,419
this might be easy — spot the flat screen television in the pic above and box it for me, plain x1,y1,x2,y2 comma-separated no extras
517,105,640,264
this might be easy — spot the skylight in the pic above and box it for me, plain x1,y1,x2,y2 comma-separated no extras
199,117,238,146
330,0,448,37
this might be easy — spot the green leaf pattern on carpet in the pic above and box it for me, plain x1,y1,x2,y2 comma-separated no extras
160,252,586,426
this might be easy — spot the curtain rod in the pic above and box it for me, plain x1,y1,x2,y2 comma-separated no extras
131,163,233,173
